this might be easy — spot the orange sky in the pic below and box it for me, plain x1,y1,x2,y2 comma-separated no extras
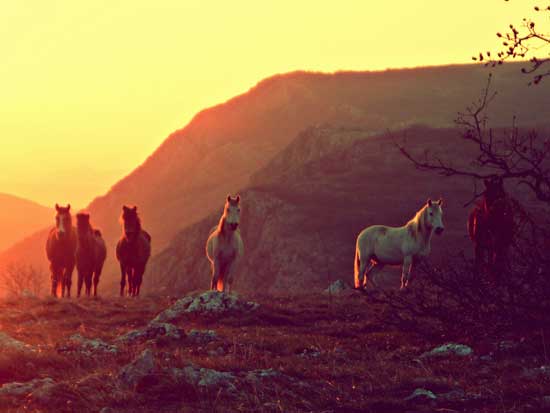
0,0,535,207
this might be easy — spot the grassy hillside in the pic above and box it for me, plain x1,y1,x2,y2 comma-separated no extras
0,292,546,412
2,63,549,292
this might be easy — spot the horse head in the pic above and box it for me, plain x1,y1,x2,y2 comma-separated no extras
484,176,506,208
55,203,72,239
426,199,445,235
76,213,91,235
122,205,141,241
224,195,241,231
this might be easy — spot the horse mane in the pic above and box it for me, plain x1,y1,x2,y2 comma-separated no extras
216,213,226,234
407,204,429,240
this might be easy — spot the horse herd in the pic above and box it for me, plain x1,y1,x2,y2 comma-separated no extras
45,178,515,298
46,204,151,298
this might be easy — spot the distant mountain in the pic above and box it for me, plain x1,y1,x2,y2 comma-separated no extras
1,63,549,291
145,125,539,295
0,194,51,252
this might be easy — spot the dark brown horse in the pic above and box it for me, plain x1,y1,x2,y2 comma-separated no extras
46,204,77,298
116,206,151,297
467,177,515,278
76,213,107,298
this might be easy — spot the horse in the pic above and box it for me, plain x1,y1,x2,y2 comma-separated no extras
75,213,107,297
468,177,515,279
354,199,445,290
45,204,77,298
206,195,244,293
116,206,151,297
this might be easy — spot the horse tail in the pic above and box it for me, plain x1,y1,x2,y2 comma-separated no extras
354,246,361,289
467,210,477,241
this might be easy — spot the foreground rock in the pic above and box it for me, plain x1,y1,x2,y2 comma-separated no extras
118,349,156,388
0,378,55,398
421,343,473,359
324,280,353,295
0,332,33,352
116,322,185,345
57,334,119,356
153,291,259,323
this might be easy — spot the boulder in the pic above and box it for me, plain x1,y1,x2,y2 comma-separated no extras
118,349,156,388
324,279,353,295
420,343,473,359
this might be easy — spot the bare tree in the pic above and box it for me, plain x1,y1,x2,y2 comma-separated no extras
1,261,46,298
473,1,550,85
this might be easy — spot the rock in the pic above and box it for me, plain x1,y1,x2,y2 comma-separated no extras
0,332,33,352
0,378,54,397
116,322,184,345
170,364,236,393
187,329,218,345
324,279,353,294
152,296,194,323
405,388,437,402
522,365,550,379
153,291,258,322
58,334,118,356
420,343,473,359
439,389,466,402
118,349,156,388
245,369,281,384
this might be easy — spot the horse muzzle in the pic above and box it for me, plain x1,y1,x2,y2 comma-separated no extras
229,223,239,231
435,227,445,235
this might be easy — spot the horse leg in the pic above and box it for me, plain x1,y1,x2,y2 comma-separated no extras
134,265,145,297
119,263,126,297
50,265,58,298
354,250,368,290
77,268,84,298
129,268,136,297
211,259,221,291
85,271,93,297
400,256,414,289
65,263,74,298
366,261,384,288
224,259,238,294
93,265,103,297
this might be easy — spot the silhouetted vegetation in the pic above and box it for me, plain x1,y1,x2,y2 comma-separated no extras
1,261,45,297
474,0,550,85
395,76,550,337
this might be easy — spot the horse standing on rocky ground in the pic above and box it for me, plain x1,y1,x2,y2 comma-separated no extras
116,206,151,297
76,213,107,298
354,199,445,290
46,204,77,298
468,177,516,280
206,195,244,293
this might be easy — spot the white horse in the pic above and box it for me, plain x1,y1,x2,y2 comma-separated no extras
354,199,445,290
206,195,244,292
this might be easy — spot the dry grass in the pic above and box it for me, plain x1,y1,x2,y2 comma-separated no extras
0,292,547,412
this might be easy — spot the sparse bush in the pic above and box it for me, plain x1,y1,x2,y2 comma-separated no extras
1,261,46,298
393,77,550,338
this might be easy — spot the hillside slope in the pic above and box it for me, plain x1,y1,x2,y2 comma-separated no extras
2,64,549,290
146,126,488,294
0,194,51,252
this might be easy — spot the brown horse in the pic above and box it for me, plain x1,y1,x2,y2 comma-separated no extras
46,204,77,298
468,177,515,278
116,206,151,297
76,213,107,298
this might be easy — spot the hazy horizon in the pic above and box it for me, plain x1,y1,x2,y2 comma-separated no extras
1,0,537,206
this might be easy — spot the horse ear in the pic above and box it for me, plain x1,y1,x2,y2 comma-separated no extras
437,199,443,206
227,195,231,203
427,199,432,207
67,204,71,211
123,205,129,212
236,195,240,203
132,206,137,212
55,203,60,212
